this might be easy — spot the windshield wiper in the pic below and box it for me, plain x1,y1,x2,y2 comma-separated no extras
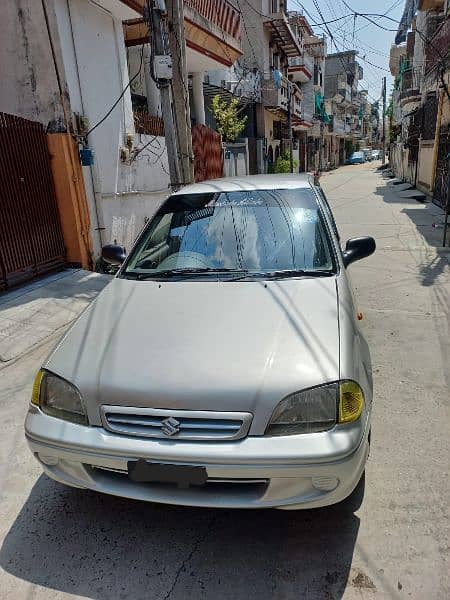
252,269,335,280
132,267,249,280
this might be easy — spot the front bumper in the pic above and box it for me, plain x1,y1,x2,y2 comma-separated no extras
25,408,370,510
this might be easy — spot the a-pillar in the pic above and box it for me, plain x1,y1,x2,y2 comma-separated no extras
191,72,206,126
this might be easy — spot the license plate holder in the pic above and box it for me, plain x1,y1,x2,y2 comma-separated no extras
127,459,207,487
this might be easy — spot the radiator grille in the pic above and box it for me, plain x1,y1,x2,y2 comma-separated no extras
100,406,252,441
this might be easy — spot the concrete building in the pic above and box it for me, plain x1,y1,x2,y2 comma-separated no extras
238,0,304,172
324,50,365,167
389,0,450,208
288,12,327,172
0,0,242,259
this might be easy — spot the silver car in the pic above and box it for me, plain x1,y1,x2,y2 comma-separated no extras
25,174,375,510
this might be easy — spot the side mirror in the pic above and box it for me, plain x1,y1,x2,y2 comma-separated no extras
343,237,376,267
101,244,126,265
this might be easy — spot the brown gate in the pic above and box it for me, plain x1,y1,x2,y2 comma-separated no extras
192,124,223,182
433,125,450,211
0,113,65,290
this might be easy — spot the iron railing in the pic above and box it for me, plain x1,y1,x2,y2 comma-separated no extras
134,112,164,136
184,0,241,40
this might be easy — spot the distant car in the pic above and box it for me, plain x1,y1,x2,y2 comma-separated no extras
371,150,381,160
361,148,372,162
26,174,376,511
347,151,366,165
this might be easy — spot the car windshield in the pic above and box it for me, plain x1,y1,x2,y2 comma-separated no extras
121,188,336,279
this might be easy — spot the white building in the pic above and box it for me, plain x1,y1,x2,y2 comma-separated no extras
0,0,242,257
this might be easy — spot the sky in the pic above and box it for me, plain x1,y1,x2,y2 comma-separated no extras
287,0,406,102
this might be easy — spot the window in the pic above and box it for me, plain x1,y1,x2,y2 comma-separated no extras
122,189,336,278
272,53,280,70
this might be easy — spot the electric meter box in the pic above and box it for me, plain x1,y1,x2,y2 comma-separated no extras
154,55,173,80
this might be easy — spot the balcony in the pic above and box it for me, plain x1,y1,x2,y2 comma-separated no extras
332,118,348,136
304,35,326,58
398,68,422,110
389,44,407,77
123,0,242,69
334,85,352,106
425,17,450,73
261,76,289,114
288,53,314,83
263,12,302,57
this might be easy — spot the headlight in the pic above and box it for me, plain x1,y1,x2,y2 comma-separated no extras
266,383,338,436
266,381,365,436
31,370,88,425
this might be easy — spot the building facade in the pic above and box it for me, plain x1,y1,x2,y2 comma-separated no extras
389,0,450,209
0,0,243,263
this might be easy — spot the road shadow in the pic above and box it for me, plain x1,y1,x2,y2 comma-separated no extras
0,269,111,363
0,475,362,599
374,182,450,287
0,269,110,311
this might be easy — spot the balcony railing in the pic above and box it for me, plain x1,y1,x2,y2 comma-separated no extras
333,118,348,135
289,53,314,72
401,67,423,91
184,0,241,41
288,53,314,82
134,112,165,136
261,75,289,111
398,67,422,106
425,17,450,73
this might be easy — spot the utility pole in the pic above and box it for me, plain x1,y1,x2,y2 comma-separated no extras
147,0,181,189
382,76,387,165
166,0,195,185
287,81,294,173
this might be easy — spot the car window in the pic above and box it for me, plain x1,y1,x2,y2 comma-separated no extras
123,189,336,277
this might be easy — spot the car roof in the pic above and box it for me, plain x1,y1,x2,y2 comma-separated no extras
173,174,315,195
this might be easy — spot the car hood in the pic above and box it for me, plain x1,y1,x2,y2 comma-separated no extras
46,277,340,433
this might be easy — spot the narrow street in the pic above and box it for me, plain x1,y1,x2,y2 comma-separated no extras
0,164,449,599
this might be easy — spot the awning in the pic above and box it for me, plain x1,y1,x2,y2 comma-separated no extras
263,13,301,57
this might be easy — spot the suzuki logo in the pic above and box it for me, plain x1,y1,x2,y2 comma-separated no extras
161,417,181,437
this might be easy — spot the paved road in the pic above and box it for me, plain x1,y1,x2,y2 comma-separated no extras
0,164,449,599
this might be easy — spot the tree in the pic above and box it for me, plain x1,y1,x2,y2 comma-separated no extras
272,151,298,174
210,95,248,143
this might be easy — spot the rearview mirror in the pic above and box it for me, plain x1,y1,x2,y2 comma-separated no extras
101,244,126,265
343,237,376,267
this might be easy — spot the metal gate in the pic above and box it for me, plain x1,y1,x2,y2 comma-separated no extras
192,124,223,182
433,126,450,211
0,113,65,290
